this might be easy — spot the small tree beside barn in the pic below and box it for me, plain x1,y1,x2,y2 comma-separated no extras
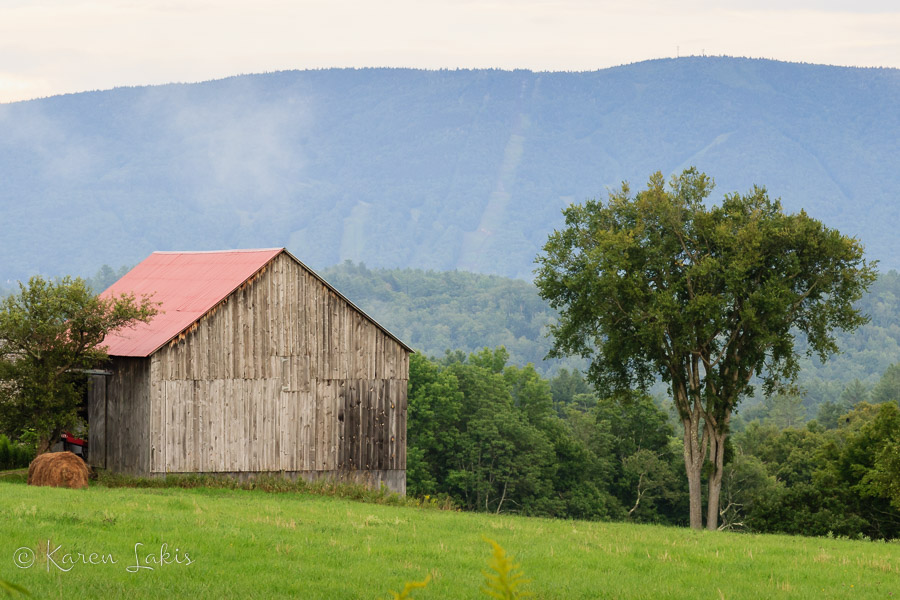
89,248,411,493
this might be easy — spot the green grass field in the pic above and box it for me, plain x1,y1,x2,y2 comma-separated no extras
1,475,899,599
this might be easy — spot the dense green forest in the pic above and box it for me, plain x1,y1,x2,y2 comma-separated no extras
77,260,900,418
407,347,900,538
1,58,898,283
318,262,900,416
788,270,900,413
317,261,586,373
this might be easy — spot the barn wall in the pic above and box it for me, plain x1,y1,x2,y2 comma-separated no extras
88,357,151,475
87,374,106,468
148,252,408,492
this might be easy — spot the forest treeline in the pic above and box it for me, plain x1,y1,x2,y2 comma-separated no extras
321,262,900,413
318,261,586,373
410,347,900,538
77,260,900,417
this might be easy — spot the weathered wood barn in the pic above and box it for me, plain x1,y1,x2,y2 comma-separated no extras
88,248,411,493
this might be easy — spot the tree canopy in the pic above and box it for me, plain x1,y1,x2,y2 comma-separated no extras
535,168,876,529
405,348,900,537
0,276,157,453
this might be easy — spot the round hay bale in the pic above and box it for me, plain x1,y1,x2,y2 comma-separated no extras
27,451,91,489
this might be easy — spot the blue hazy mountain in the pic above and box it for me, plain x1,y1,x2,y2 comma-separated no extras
0,57,897,282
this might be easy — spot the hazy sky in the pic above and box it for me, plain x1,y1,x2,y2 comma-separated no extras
1,0,898,103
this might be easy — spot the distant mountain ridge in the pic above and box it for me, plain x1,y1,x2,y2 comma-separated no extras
0,57,897,281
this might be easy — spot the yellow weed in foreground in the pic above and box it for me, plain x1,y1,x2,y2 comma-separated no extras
390,538,531,599
390,573,432,600
481,537,531,599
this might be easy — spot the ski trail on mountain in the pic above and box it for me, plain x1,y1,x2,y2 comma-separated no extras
456,111,529,272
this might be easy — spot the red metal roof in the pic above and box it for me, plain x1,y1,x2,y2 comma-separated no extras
100,248,283,357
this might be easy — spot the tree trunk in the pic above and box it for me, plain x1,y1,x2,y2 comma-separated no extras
36,425,64,455
36,436,53,455
681,416,705,529
627,473,645,518
705,426,728,531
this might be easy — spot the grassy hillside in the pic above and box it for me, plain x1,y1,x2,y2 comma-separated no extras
0,58,898,282
2,478,899,599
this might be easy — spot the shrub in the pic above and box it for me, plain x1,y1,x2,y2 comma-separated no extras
0,435,32,470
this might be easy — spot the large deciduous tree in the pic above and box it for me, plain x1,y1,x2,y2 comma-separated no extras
535,168,875,529
0,276,157,454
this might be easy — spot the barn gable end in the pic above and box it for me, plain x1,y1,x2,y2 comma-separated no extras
87,249,409,493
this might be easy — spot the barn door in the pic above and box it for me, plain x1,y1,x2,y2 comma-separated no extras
87,374,107,469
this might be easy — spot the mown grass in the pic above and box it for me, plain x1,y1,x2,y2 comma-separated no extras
1,474,899,599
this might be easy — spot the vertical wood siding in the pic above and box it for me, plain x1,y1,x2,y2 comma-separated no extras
87,374,106,469
143,253,408,491
87,357,151,475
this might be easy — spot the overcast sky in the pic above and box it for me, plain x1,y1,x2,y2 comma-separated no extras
1,0,898,103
